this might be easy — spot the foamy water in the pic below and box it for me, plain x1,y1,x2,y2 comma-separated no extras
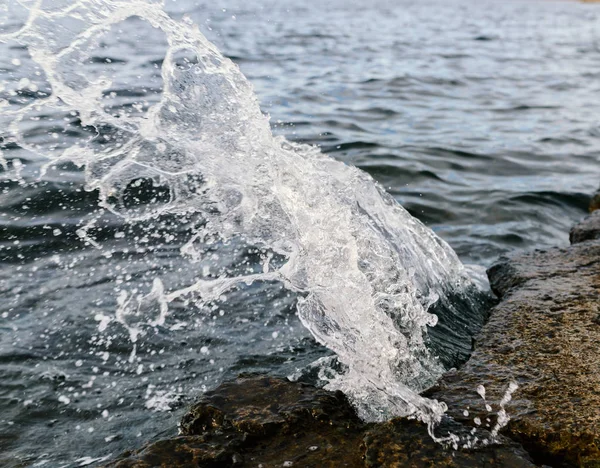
1,0,486,426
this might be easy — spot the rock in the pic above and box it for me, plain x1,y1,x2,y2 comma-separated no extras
106,375,365,467
105,436,245,468
426,240,600,467
105,375,535,467
178,373,363,437
570,210,600,244
589,188,600,213
363,417,535,468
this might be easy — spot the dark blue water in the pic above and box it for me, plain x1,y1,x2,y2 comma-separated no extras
1,0,599,465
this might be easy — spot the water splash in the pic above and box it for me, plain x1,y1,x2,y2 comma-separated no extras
1,0,488,424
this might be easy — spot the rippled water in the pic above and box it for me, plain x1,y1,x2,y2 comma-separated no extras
1,0,599,466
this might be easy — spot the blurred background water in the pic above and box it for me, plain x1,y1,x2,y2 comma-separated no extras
0,0,599,465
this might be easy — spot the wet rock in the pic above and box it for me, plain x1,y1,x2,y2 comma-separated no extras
364,417,534,467
426,240,600,467
105,436,245,468
569,210,600,244
179,373,363,437
105,375,366,468
106,375,535,467
589,187,600,213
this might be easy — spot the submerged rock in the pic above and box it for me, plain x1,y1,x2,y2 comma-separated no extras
426,235,600,466
105,375,534,467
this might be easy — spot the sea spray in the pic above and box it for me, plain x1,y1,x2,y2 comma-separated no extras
1,0,489,425
427,381,520,451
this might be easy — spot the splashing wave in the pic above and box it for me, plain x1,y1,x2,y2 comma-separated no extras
1,0,488,424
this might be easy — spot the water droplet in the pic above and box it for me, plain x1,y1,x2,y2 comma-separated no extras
58,395,70,405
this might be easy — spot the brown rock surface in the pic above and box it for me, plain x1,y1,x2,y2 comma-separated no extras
570,210,600,244
426,239,600,467
363,418,534,467
589,188,600,213
105,375,535,467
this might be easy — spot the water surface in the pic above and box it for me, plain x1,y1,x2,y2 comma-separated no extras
1,0,599,465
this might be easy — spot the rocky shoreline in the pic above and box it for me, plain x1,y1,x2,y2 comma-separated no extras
426,218,600,466
105,198,600,468
105,375,536,468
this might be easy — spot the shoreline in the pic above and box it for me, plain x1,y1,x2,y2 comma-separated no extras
104,191,600,467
